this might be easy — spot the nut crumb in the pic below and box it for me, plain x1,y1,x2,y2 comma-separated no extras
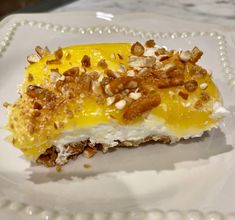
27,54,41,64
200,83,208,90
56,165,62,172
179,50,191,62
97,59,108,69
117,53,123,60
190,47,203,63
81,55,91,68
178,91,189,100
28,73,34,82
84,164,91,169
184,80,198,92
115,99,126,110
131,42,145,56
55,47,63,60
145,40,155,48
3,102,10,108
123,93,161,120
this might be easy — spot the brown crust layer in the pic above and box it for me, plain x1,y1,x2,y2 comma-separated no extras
36,135,175,167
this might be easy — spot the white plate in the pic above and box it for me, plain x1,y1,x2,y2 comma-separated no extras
0,12,235,220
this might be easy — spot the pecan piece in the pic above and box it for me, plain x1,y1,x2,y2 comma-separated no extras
55,47,63,60
33,102,42,110
145,40,156,48
190,47,203,63
158,78,184,89
184,80,198,92
46,59,61,65
27,54,40,64
123,93,161,120
108,76,139,94
190,65,207,78
26,85,44,98
178,91,188,100
128,56,156,68
81,55,91,68
155,48,167,56
63,67,80,76
97,59,108,69
35,46,50,58
28,73,34,82
179,50,191,62
200,91,210,102
104,69,120,79
131,42,145,56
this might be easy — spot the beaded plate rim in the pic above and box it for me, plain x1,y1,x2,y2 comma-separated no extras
0,19,235,220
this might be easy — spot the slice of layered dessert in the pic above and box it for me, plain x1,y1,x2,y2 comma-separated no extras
5,40,228,167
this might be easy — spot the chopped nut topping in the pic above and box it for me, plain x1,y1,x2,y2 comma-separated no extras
35,46,50,58
63,67,79,76
127,70,136,77
117,53,123,60
3,102,10,108
190,47,203,63
84,164,91,168
33,102,42,110
129,92,142,100
178,91,189,100
155,48,167,56
27,54,41,64
46,59,61,65
123,93,161,120
31,110,41,118
97,59,108,69
161,63,177,73
145,39,156,48
26,85,44,98
108,76,139,94
106,96,115,106
115,99,126,110
179,50,191,62
83,146,97,158
128,56,156,68
158,78,184,89
156,54,170,61
119,63,126,73
104,69,120,79
200,91,210,102
55,47,63,60
184,80,198,92
28,73,34,82
131,42,145,56
190,66,207,78
50,70,61,82
81,55,91,68
200,83,208,90
104,84,114,96
194,100,203,110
